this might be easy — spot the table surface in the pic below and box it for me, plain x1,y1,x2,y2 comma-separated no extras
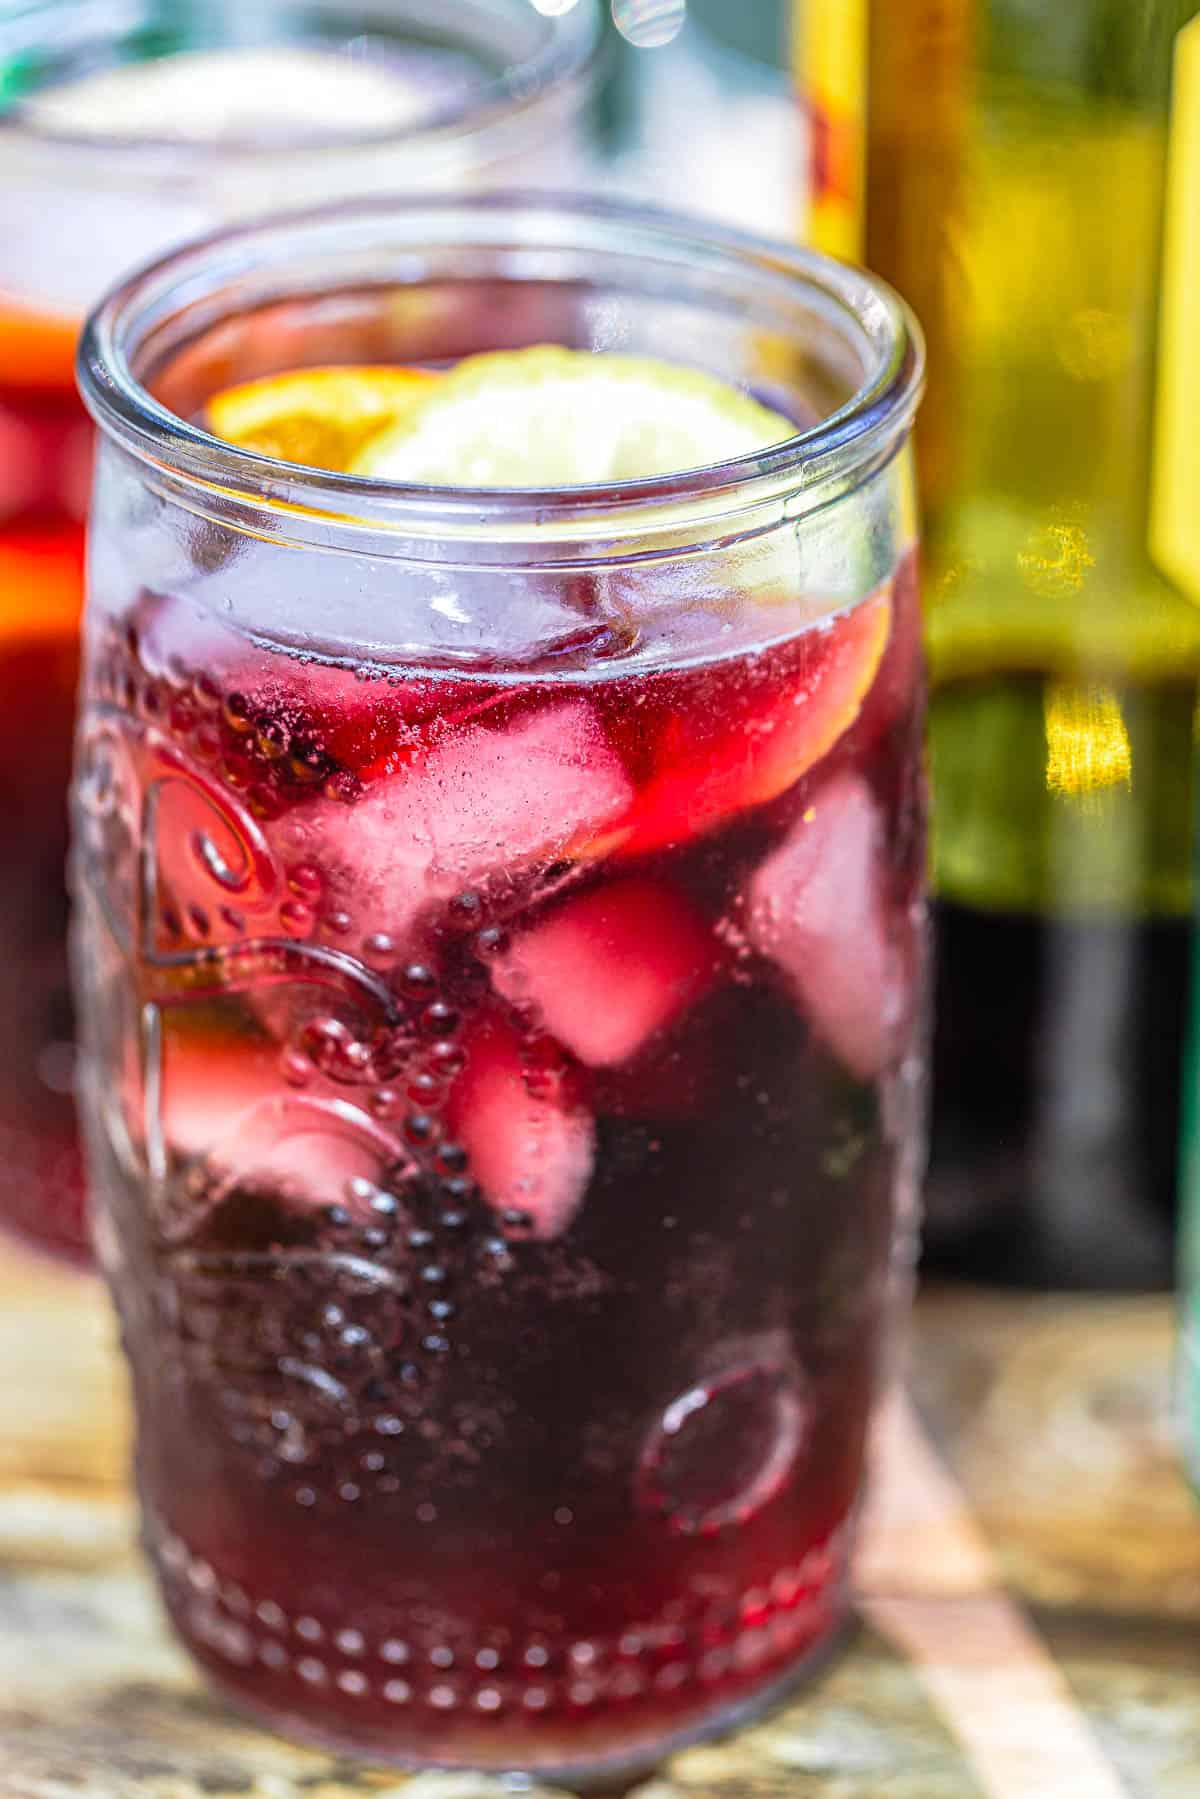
1,1245,1198,1799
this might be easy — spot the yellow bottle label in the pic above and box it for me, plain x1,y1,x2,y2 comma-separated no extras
1151,15,1200,604
793,0,868,261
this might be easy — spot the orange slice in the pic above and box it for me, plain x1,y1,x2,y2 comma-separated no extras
589,585,894,862
206,364,437,472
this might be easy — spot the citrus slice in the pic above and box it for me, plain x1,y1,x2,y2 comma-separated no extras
206,365,436,472
351,345,795,486
587,585,893,862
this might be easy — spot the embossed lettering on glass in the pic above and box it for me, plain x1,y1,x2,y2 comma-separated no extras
73,196,926,1784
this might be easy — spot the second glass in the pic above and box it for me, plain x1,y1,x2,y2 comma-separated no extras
74,196,924,1782
0,0,600,1259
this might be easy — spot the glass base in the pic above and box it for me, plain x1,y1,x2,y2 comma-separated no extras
193,1606,853,1789
148,1519,853,1787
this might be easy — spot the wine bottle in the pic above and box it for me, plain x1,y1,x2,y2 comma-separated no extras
794,0,1200,1286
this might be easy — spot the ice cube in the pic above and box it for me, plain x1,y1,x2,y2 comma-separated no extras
491,878,716,1067
157,1027,403,1224
449,1021,594,1240
204,1096,404,1217
316,700,633,942
745,774,901,1079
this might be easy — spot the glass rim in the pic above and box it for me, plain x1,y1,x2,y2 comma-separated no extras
0,0,602,162
78,191,925,556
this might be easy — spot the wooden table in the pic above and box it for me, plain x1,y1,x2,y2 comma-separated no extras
2,1245,1198,1798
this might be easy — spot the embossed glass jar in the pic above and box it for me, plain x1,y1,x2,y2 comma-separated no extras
73,195,925,1784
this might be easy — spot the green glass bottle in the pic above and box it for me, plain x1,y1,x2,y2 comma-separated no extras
1180,892,1200,1487
795,0,1200,1286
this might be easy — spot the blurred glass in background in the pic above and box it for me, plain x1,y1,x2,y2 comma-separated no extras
796,0,1200,1289
601,0,799,236
0,0,601,1262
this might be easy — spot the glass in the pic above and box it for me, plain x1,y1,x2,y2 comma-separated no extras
73,194,925,1782
795,0,1200,1287
0,0,601,1261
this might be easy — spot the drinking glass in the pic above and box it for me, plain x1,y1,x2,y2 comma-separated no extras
0,0,601,1258
74,193,925,1783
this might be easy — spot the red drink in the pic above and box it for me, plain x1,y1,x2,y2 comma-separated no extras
73,198,925,1781
0,0,599,1261
0,303,90,1255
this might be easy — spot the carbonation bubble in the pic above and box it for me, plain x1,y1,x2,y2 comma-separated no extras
279,899,313,937
613,0,686,49
636,1357,808,1536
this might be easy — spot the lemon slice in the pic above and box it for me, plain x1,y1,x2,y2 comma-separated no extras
207,365,436,472
351,346,795,486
